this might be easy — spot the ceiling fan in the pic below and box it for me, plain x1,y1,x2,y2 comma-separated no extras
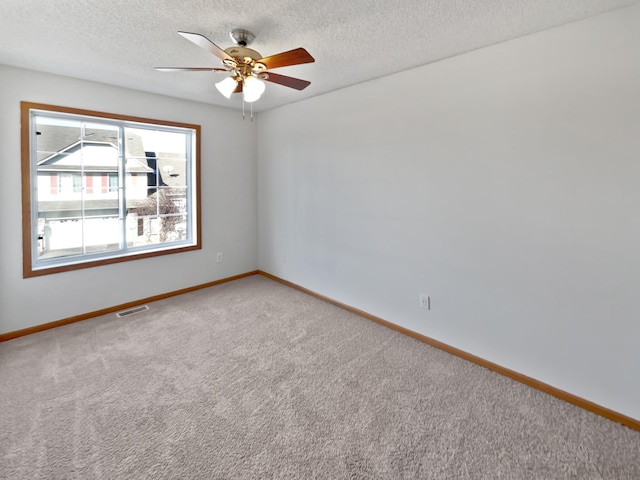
156,29,315,104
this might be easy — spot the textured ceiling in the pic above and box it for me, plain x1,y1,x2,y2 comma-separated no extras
0,0,637,112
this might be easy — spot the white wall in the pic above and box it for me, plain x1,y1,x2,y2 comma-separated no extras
258,4,640,419
0,65,258,334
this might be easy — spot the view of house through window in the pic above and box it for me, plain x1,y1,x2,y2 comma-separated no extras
22,103,201,277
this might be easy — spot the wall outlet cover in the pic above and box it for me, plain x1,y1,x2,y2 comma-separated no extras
420,294,430,310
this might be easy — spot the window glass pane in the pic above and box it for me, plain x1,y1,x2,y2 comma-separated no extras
135,216,161,246
34,116,122,262
126,188,184,245
82,216,121,254
35,116,82,161
123,127,190,247
158,158,187,189
38,218,84,259
163,187,188,216
161,215,188,243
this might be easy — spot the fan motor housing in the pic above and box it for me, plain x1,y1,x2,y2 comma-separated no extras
229,28,255,47
224,46,262,61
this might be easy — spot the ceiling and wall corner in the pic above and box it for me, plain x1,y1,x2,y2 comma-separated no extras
0,0,637,112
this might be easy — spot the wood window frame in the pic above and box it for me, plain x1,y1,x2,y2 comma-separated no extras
21,102,202,278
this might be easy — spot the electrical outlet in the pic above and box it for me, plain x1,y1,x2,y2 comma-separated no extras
420,294,430,310
216,252,223,263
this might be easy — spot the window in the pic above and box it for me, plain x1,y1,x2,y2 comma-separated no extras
58,173,83,194
107,173,119,193
22,102,201,277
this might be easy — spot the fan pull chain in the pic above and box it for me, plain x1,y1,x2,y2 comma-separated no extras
240,100,254,121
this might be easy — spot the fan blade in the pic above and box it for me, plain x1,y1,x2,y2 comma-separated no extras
177,31,236,63
155,67,227,72
233,82,243,94
256,48,315,70
263,72,311,90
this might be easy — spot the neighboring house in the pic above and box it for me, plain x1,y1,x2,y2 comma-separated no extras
34,124,186,256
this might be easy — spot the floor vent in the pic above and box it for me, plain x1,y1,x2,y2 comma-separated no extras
116,305,149,318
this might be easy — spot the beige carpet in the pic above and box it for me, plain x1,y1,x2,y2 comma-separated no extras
1,275,638,479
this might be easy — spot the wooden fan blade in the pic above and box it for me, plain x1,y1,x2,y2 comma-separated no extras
256,48,315,70
177,31,236,63
155,67,227,72
263,72,311,90
232,82,243,94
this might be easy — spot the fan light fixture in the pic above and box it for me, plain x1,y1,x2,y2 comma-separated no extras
215,74,265,103
215,76,237,99
242,76,265,103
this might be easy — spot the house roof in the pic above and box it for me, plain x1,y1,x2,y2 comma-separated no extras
37,141,153,174
36,123,147,160
35,123,188,178
0,0,637,112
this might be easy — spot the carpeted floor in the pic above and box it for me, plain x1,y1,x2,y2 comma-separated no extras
1,275,638,479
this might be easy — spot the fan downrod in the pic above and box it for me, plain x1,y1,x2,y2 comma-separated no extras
229,29,255,47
